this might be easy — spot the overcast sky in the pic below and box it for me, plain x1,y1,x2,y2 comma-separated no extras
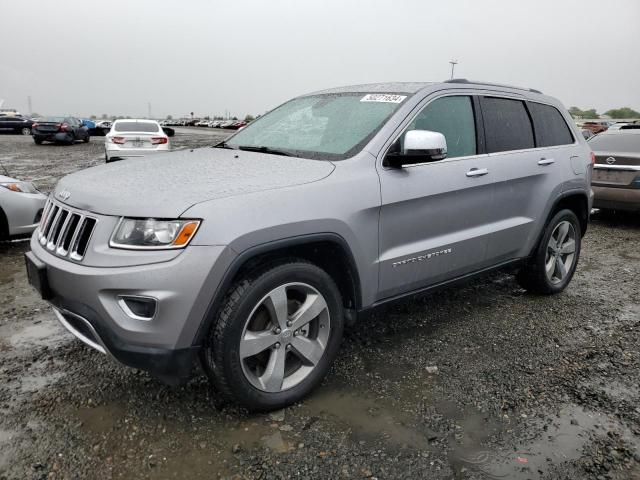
1,0,639,118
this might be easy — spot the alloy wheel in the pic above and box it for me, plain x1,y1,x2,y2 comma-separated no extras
545,220,576,284
239,282,330,393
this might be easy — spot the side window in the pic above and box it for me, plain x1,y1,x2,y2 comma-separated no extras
480,97,534,153
528,102,574,147
404,96,476,158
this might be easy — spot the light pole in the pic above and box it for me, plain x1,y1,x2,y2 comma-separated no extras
449,60,458,79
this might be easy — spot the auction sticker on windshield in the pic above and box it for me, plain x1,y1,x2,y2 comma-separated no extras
360,94,407,103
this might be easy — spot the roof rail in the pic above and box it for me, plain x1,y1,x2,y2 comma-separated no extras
444,78,542,94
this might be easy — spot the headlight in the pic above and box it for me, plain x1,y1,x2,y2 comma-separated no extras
110,218,201,250
0,181,38,194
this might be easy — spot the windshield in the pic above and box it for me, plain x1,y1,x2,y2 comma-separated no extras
114,121,159,132
225,93,408,160
588,133,640,152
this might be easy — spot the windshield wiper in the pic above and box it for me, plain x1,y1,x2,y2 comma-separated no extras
236,145,292,157
212,141,235,150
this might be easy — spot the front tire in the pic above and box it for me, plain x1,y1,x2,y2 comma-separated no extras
517,209,582,294
21,127,31,135
202,260,344,411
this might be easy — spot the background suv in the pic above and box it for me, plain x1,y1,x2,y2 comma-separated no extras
26,80,593,411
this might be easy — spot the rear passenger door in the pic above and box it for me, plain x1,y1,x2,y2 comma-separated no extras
480,96,576,263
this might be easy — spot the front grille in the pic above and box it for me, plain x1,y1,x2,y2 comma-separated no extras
37,199,97,261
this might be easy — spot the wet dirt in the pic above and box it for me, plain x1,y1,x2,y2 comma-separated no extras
1,130,640,479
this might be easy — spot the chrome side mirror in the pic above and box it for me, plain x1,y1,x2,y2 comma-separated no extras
385,130,448,168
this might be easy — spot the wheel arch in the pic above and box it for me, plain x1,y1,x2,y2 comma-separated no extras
192,233,362,346
529,190,589,258
551,191,590,235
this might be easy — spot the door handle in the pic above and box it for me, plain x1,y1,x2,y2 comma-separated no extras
538,158,555,166
466,168,489,177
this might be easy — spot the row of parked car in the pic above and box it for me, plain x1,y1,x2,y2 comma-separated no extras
579,120,640,139
0,114,112,138
161,118,248,129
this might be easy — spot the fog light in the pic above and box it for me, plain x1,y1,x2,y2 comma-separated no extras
118,295,157,321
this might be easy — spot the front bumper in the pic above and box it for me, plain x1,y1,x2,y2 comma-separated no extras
28,235,235,383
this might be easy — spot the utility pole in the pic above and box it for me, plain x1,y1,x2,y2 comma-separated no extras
449,60,458,79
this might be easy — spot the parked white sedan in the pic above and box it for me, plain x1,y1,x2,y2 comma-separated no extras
0,175,46,240
105,119,170,162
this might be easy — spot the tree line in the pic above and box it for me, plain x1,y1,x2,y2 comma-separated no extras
569,106,640,119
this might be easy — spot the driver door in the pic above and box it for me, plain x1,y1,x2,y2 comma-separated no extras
376,94,496,300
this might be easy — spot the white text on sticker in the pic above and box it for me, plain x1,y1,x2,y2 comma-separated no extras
360,94,407,103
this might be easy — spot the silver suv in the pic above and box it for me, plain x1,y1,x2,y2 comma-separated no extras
25,80,593,411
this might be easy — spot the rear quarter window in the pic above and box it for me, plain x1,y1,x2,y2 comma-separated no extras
528,102,574,147
480,97,535,153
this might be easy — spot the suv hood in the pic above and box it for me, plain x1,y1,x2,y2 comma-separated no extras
54,148,335,217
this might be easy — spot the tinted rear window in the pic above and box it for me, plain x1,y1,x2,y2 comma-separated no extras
114,122,159,132
481,97,535,153
588,134,640,152
528,102,574,147
39,116,65,123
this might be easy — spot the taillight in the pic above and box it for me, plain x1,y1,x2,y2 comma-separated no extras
590,152,596,165
111,136,125,144
151,137,168,145
59,123,69,132
32,123,39,129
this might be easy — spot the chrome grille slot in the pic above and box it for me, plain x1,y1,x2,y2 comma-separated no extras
70,217,97,261
48,209,68,250
37,200,97,262
37,200,52,243
57,213,80,255
44,207,61,247
39,199,53,231
40,204,59,245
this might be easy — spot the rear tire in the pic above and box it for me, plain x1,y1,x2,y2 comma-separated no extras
0,208,9,241
21,127,31,135
202,260,344,411
517,209,582,294
34,138,43,145
67,134,75,145
83,133,90,143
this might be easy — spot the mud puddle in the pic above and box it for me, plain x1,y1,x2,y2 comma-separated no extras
72,400,295,479
5,312,67,349
450,404,639,479
301,386,435,449
0,429,17,469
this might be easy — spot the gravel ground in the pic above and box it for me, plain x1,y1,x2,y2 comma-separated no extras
1,130,639,480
